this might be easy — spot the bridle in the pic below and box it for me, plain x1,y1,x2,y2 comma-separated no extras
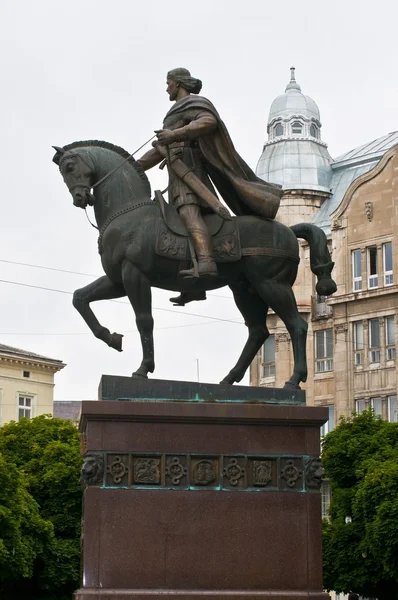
59,134,157,230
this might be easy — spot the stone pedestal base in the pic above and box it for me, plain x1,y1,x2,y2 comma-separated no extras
75,591,329,599
75,378,329,600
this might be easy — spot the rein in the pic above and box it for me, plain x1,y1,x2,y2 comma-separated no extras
91,134,156,191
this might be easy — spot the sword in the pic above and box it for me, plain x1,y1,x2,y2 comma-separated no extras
154,143,232,221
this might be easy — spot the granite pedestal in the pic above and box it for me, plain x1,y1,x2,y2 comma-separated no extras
75,376,329,600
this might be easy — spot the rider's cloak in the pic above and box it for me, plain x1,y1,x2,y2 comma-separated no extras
163,95,283,219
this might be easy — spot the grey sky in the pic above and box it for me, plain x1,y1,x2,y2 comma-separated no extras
0,0,397,400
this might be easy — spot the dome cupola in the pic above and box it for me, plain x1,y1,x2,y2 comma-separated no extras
257,67,332,193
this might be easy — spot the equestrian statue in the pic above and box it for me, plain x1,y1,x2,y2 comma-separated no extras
53,67,336,388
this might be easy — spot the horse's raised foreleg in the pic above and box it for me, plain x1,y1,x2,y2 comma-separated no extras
220,281,269,385
121,260,154,379
73,276,125,351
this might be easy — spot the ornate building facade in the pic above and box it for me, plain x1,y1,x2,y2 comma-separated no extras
250,69,398,443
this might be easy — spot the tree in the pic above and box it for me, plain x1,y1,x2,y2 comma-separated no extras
322,410,398,600
0,454,53,587
0,415,82,599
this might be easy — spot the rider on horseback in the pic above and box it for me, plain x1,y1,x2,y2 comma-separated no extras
137,68,283,301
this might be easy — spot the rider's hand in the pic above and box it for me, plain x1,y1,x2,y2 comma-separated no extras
154,129,175,146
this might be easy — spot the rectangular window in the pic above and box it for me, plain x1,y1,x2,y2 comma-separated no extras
321,480,331,518
356,399,366,414
315,329,333,373
262,335,275,378
320,405,335,437
352,249,362,291
369,318,381,363
386,316,396,361
23,371,30,378
353,321,364,365
371,397,382,416
388,395,397,422
368,246,379,289
383,242,393,286
18,395,32,420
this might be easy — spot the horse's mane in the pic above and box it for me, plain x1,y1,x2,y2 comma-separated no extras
61,140,151,196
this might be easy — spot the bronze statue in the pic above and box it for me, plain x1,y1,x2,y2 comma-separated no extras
137,68,283,302
53,132,336,387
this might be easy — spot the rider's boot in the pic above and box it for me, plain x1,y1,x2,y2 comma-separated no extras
169,290,207,306
179,228,218,278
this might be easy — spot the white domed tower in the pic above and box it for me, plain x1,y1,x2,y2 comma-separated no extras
257,67,332,227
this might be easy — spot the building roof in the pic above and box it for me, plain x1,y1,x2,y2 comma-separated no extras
53,400,82,422
0,343,65,367
257,139,332,193
312,132,398,234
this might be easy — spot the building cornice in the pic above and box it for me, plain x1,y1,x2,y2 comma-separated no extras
0,355,65,373
328,284,398,306
331,144,397,221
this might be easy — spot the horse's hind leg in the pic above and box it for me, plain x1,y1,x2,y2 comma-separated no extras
73,276,126,351
252,280,308,389
220,281,269,385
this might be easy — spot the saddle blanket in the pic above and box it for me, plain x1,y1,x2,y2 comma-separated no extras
156,220,241,263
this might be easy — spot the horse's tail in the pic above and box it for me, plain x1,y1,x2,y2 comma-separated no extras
290,223,337,296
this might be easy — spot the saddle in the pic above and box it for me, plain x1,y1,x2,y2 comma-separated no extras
154,190,241,263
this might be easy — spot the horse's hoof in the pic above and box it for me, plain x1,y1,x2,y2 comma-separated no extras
219,377,233,385
132,371,148,379
283,381,301,390
109,332,123,352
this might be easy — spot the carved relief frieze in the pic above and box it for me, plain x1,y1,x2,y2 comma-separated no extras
192,458,217,486
223,458,245,487
280,459,303,489
252,460,272,486
165,456,187,486
83,453,321,493
107,455,129,485
133,458,161,485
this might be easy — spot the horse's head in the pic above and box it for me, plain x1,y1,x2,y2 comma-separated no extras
53,145,96,209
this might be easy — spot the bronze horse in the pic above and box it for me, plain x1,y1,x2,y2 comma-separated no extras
53,140,336,388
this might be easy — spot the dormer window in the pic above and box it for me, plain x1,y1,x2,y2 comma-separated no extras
274,123,283,137
291,121,303,134
310,124,319,138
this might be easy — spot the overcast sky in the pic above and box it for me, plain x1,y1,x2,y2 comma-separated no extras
0,0,397,400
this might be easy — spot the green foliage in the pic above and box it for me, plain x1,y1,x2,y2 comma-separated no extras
322,410,398,600
0,415,82,599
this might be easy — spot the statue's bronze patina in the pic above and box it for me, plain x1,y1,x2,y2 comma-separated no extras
138,68,283,289
53,69,336,389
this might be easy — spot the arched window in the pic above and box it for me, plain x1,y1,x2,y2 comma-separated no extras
310,124,318,138
291,121,303,134
274,123,283,137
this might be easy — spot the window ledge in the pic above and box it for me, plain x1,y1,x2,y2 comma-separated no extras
314,371,334,380
260,376,276,385
329,284,398,305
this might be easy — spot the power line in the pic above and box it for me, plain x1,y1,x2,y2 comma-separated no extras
0,259,233,300
0,279,244,325
0,320,221,336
